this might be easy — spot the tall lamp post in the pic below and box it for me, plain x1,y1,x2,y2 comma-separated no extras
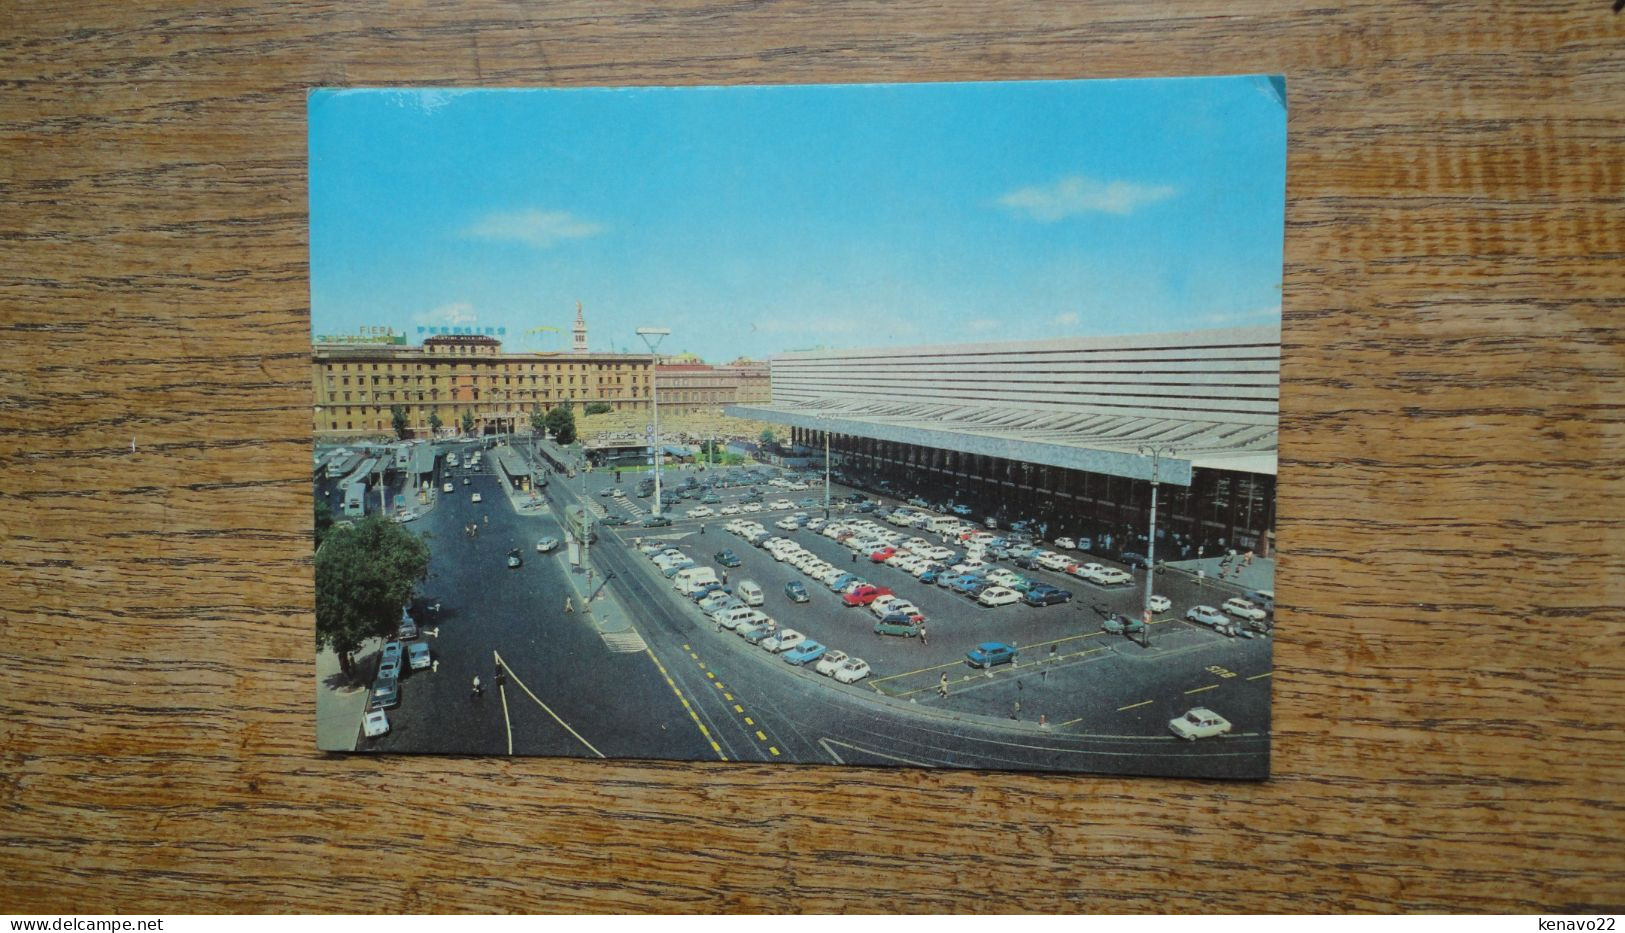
1137,443,1178,648
636,327,671,517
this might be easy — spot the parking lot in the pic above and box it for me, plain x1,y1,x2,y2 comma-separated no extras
583,463,1273,737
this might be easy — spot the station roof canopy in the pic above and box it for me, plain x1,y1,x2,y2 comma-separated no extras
408,444,437,475
493,446,530,477
726,325,1279,486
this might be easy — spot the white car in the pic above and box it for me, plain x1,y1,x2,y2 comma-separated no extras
1036,552,1071,572
687,506,715,519
833,658,872,683
814,649,850,677
868,596,904,618
977,586,1022,608
775,517,800,531
986,569,1022,587
769,499,794,511
1070,562,1105,579
362,709,390,738
1091,568,1133,586
761,629,805,653
1169,707,1232,740
806,518,826,531
719,504,740,515
1223,598,1268,622
470,492,482,504
1148,595,1171,613
442,482,453,493
741,502,762,513
1053,536,1076,550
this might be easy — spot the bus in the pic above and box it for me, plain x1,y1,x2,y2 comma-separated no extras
342,481,366,518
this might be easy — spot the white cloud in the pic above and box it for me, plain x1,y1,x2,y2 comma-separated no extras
1201,305,1281,326
997,175,1175,221
462,209,605,248
414,301,478,326
1053,311,1079,326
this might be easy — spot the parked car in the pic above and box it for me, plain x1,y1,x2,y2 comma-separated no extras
470,492,482,504
1024,585,1073,607
1119,552,1155,570
1148,595,1171,613
362,708,390,738
832,658,872,683
367,675,400,711
782,640,827,666
1090,568,1133,586
715,549,742,567
601,515,629,526
536,537,560,553
1053,536,1076,549
1169,707,1232,740
1223,597,1268,622
965,642,1018,668
784,581,811,603
977,586,1023,608
1186,605,1237,635
761,629,805,653
506,548,523,568
841,585,892,607
442,482,453,493
815,649,851,676
1101,613,1145,635
642,515,673,527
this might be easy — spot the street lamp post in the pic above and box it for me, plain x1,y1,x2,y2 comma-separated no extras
635,327,671,518
1137,444,1177,648
823,425,832,516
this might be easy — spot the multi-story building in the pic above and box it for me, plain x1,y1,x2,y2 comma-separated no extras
728,325,1278,556
655,358,772,411
313,334,653,439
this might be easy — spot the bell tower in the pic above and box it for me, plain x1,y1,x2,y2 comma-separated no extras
572,302,588,354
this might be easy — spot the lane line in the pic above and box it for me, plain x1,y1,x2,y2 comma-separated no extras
642,647,727,761
1184,683,1219,695
1117,699,1153,712
494,650,605,758
500,684,514,755
1247,671,1273,681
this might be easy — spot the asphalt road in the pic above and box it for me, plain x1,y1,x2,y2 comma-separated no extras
339,443,1271,777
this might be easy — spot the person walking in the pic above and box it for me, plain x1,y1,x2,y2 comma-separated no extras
471,675,482,698
1011,699,1021,720
938,673,949,699
917,624,928,646
564,595,574,614
721,570,729,586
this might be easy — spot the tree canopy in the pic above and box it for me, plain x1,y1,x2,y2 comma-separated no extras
759,428,776,447
461,410,475,436
315,514,431,673
545,403,577,446
390,405,409,440
428,411,443,434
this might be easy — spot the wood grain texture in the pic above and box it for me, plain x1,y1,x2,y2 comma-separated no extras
1,0,1621,913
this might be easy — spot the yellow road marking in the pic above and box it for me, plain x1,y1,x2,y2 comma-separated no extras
744,717,754,726
733,705,744,713
706,671,715,679
1185,684,1219,695
756,730,767,741
641,649,725,761
1060,717,1085,726
1247,671,1273,681
769,747,780,757
494,650,604,758
500,685,514,755
1117,699,1153,711
723,693,733,701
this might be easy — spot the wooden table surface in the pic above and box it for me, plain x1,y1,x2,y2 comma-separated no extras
2,0,1621,914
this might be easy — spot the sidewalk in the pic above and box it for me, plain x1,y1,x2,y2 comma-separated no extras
1164,554,1274,593
315,637,380,752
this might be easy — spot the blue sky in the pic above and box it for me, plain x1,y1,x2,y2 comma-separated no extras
309,77,1285,360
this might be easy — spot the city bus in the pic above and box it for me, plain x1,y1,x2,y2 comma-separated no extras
342,481,365,518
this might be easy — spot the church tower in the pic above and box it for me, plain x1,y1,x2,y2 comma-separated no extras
572,301,588,354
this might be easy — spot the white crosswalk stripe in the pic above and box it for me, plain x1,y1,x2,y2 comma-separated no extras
600,629,649,653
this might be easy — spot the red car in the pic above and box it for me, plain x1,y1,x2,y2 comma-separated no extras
868,547,896,563
841,585,893,607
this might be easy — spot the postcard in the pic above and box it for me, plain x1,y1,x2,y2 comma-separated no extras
310,77,1283,777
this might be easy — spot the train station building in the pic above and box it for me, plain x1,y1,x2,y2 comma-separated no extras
727,325,1278,558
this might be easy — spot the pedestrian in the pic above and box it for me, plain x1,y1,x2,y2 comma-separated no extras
1012,699,1021,720
432,659,439,674
1049,643,1057,662
721,571,729,585
484,514,489,525
564,596,574,614
917,624,928,646
851,552,857,565
1244,549,1255,566
938,673,949,698
700,523,706,535
471,675,482,697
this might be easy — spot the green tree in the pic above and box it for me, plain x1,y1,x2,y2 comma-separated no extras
315,514,431,679
584,402,612,415
530,406,547,434
545,403,577,446
461,409,475,436
427,411,443,436
314,498,334,552
759,428,776,447
390,405,409,440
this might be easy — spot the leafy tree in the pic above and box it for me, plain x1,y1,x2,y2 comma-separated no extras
584,402,612,415
315,514,431,679
530,406,547,433
461,409,475,436
545,403,577,446
390,405,409,440
427,411,443,435
314,499,334,552
759,428,776,447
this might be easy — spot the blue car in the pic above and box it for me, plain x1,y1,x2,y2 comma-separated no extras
784,581,810,603
829,572,858,592
919,568,941,585
782,640,827,666
966,642,1019,668
949,574,987,595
